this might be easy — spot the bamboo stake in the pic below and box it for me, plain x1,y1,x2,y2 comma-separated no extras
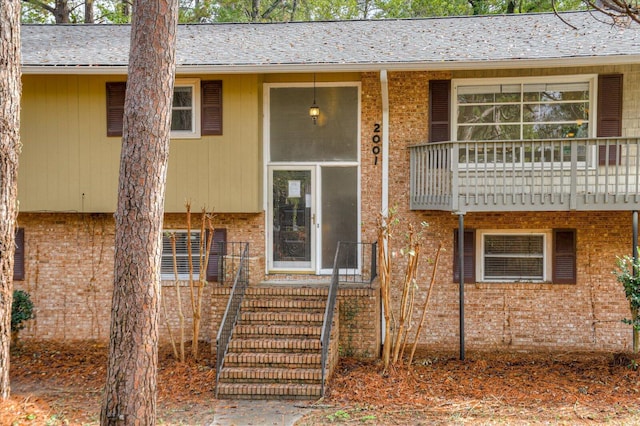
408,243,443,367
171,232,185,362
162,233,178,360
393,225,420,364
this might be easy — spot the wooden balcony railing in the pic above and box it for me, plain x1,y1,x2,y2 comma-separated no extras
409,138,640,212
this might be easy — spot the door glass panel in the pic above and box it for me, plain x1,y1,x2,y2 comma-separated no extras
321,167,358,270
270,86,358,162
272,170,312,268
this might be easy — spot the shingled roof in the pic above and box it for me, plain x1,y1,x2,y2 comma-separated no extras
21,11,640,73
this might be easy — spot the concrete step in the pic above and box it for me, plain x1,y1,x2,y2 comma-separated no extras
228,338,322,353
218,367,322,383
216,383,322,400
234,324,322,338
239,311,324,325
224,352,321,368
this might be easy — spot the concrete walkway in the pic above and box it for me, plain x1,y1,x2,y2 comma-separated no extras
211,400,313,426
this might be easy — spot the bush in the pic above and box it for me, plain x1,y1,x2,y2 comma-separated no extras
614,254,640,353
11,290,35,334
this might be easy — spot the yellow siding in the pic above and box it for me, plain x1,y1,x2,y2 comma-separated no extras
19,74,263,213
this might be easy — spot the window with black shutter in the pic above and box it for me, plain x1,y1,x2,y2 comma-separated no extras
13,228,24,281
106,82,126,137
457,228,577,284
553,229,577,284
201,80,223,136
597,74,623,166
106,79,222,138
453,229,475,282
161,228,226,281
429,80,451,142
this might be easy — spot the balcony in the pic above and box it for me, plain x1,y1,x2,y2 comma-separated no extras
409,138,640,212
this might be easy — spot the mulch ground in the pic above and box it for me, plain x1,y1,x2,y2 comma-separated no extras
1,341,639,425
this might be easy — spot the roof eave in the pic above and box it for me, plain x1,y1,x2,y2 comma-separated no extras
21,55,640,75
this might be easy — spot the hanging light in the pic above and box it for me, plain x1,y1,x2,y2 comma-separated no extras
309,74,320,124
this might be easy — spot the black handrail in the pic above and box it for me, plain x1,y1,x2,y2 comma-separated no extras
320,242,341,396
320,241,377,395
215,242,249,397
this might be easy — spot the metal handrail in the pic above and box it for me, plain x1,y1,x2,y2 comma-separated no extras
214,242,249,397
320,242,341,396
320,241,377,395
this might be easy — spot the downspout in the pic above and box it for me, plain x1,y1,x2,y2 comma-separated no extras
380,70,389,346
633,210,638,351
380,70,389,217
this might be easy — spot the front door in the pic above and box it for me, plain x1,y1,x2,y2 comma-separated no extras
266,83,360,274
270,167,315,270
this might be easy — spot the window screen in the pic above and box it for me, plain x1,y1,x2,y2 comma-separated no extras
483,234,545,281
270,86,358,162
161,231,203,280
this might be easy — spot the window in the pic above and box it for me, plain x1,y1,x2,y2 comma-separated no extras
170,81,200,137
106,79,222,138
161,229,226,281
453,229,576,284
482,233,546,281
454,76,594,141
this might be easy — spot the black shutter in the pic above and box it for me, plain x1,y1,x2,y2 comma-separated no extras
106,82,126,137
429,80,451,142
206,228,227,282
453,229,475,282
13,228,24,281
553,229,576,284
597,74,622,165
201,80,223,136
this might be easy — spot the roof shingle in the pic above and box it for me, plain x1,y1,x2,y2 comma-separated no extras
21,11,640,72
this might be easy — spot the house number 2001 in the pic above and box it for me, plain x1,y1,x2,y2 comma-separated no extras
372,123,381,165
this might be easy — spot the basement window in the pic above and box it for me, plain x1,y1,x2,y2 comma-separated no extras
481,232,547,282
161,230,203,280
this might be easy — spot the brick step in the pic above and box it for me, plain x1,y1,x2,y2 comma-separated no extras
218,367,322,383
239,311,324,325
216,382,322,400
223,352,321,368
234,324,322,338
242,298,326,311
245,286,329,298
228,338,321,353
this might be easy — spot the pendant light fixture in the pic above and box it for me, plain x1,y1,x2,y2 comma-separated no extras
309,73,320,124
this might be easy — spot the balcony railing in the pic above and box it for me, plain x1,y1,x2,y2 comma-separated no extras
410,137,640,212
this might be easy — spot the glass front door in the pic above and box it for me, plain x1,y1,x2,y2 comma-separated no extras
270,168,314,270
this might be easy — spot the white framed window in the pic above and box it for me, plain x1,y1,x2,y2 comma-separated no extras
478,230,551,282
161,230,203,280
453,75,596,167
171,78,201,139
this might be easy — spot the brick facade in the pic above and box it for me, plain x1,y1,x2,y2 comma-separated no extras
14,69,637,355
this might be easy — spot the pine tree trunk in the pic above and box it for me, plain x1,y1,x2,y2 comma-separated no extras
0,0,22,401
100,0,178,424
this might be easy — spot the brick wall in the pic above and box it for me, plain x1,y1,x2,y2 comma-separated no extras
15,212,263,344
366,70,637,352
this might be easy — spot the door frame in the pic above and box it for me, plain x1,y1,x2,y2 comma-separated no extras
267,165,317,272
263,81,362,275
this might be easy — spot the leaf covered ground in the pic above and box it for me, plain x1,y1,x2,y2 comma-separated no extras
1,341,640,425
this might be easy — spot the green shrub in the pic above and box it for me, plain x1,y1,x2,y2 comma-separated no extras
11,290,35,334
614,254,640,353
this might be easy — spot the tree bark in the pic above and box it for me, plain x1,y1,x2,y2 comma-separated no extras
100,0,178,424
0,0,22,401
85,0,94,23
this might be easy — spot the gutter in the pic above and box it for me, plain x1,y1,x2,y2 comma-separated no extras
20,55,640,75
